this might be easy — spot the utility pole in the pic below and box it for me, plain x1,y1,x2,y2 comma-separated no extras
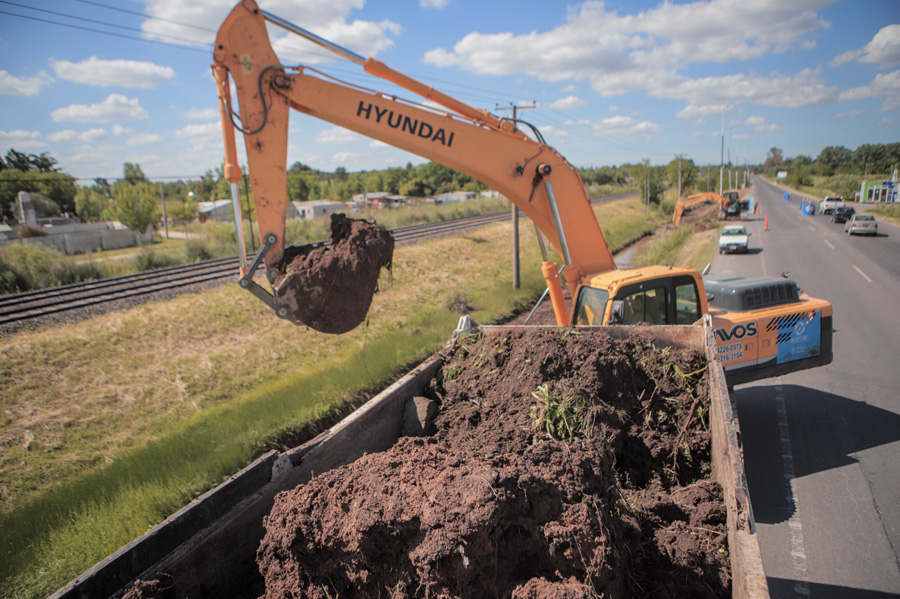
720,109,725,195
159,183,169,239
495,101,536,289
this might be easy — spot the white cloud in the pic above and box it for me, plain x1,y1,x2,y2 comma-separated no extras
332,151,360,163
676,104,733,119
184,108,219,120
46,128,109,144
655,68,836,108
51,94,148,123
420,0,450,7
838,70,900,104
51,57,175,88
0,70,50,96
0,130,43,150
273,19,401,63
370,140,389,148
537,125,570,139
127,133,164,146
112,124,133,136
424,0,832,90
590,115,661,139
175,122,219,139
317,127,360,143
545,95,587,110
835,109,863,117
876,117,896,126
138,0,401,64
744,116,783,132
831,24,900,67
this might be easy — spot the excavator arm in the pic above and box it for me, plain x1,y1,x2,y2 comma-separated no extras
213,0,615,328
673,191,720,226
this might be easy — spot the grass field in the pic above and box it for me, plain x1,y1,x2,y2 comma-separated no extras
0,196,693,598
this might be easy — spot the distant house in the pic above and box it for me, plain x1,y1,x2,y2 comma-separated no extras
197,200,232,222
288,200,345,220
434,191,476,204
351,192,407,209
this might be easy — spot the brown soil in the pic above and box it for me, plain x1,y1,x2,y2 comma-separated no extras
257,328,730,598
273,214,394,334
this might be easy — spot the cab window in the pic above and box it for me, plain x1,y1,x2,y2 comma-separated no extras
674,277,701,324
621,286,666,325
574,286,609,325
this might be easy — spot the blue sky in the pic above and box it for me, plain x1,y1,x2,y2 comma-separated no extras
1,0,898,183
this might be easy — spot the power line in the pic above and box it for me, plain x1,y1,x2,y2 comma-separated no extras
70,0,216,33
0,9,208,53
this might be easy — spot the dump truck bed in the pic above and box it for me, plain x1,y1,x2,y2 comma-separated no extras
51,320,768,599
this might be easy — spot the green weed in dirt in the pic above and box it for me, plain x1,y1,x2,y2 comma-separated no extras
531,384,590,442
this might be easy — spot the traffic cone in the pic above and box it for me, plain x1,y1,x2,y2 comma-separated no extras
765,213,768,230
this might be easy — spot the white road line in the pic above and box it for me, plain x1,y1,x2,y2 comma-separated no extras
775,383,811,597
824,239,835,250
853,265,873,283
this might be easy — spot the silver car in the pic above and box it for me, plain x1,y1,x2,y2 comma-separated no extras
844,214,877,236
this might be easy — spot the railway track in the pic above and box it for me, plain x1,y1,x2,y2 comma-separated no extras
1,193,630,332
0,209,531,330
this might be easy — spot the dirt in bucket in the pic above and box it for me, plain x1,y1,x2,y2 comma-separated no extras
273,213,394,334
256,328,731,599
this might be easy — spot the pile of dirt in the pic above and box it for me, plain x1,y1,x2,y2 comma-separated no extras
257,328,730,598
273,214,394,334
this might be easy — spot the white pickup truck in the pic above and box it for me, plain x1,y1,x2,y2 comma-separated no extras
819,195,846,214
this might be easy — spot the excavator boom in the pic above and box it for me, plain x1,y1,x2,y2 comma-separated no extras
213,0,615,328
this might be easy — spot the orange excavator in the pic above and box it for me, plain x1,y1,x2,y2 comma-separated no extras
673,191,719,226
213,0,832,385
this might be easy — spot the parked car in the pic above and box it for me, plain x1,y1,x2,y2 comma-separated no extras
845,214,877,236
831,206,855,223
820,195,845,215
718,224,750,254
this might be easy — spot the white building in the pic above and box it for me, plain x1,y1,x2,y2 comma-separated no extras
433,191,477,204
197,200,233,223
288,200,345,220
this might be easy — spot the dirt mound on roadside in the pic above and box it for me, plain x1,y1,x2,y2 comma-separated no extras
257,328,730,598
273,213,394,334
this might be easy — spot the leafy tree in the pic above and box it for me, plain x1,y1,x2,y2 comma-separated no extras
666,157,697,196
399,176,433,197
287,173,311,202
93,178,112,198
0,170,77,219
122,162,147,185
288,161,314,174
29,194,61,217
817,146,852,176
4,149,32,172
75,186,109,222
764,147,784,171
104,181,158,234
30,152,59,172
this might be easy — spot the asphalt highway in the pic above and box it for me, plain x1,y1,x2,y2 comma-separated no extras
713,177,900,598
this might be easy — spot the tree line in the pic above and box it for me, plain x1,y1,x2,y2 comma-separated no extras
3,142,897,232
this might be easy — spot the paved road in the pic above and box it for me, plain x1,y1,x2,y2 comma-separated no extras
712,177,900,598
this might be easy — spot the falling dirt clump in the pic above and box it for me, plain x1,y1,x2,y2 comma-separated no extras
273,213,394,334
257,328,730,598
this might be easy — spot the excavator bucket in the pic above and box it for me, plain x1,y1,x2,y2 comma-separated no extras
272,214,394,334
